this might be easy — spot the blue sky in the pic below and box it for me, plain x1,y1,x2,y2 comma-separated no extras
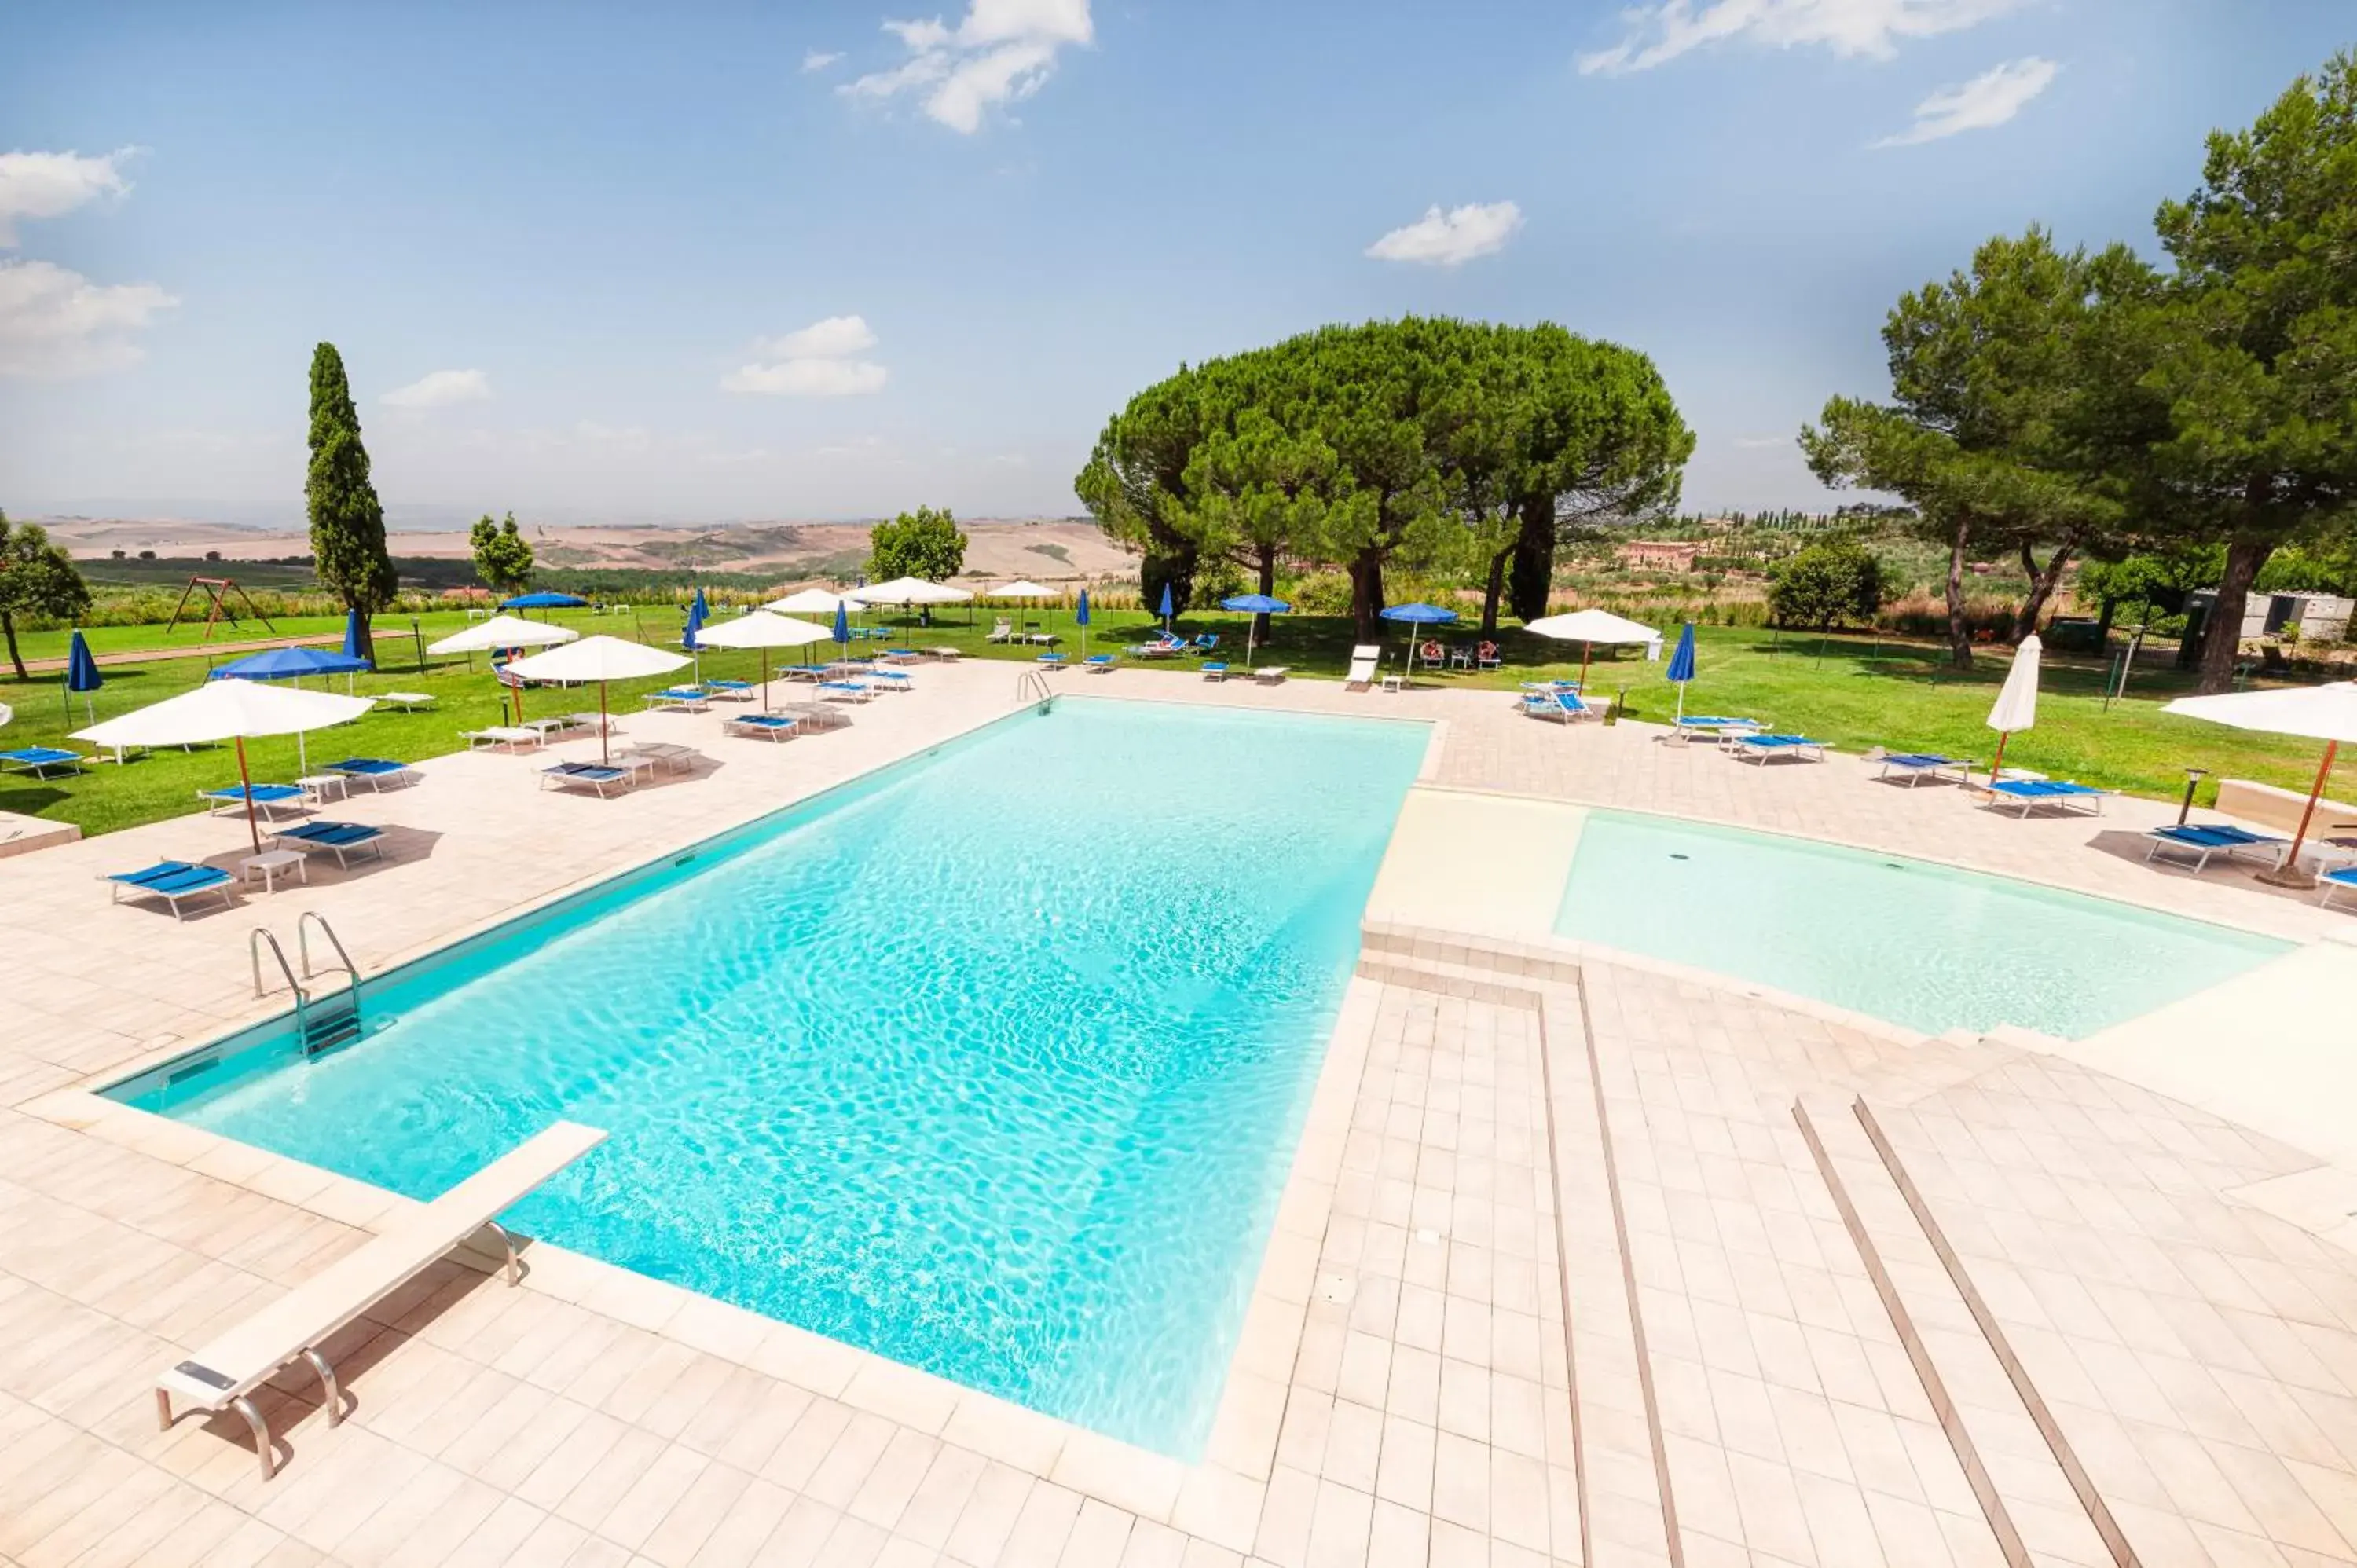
1,0,2349,526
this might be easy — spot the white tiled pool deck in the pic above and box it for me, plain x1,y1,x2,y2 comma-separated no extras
5,661,2357,1567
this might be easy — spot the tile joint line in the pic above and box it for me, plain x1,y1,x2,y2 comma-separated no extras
1531,982,1593,1568
1851,1096,2143,1568
1574,966,1684,1568
1792,1097,2033,1568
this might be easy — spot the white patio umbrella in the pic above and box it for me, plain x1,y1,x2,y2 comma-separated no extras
2165,680,2357,885
765,587,864,617
689,611,834,709
989,580,1057,639
858,576,974,637
428,614,581,724
501,636,688,764
1523,608,1659,690
73,680,375,852
1985,634,2042,781
0,702,11,730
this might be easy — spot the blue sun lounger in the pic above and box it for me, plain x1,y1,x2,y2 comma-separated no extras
1,746,88,779
540,760,633,797
1733,734,1825,764
1084,654,1119,673
201,782,310,820
1202,661,1230,680
643,687,711,713
865,669,912,691
702,679,755,701
1036,651,1068,669
1519,689,1598,724
273,821,389,869
105,860,236,920
2145,822,2289,874
2324,867,2357,911
323,758,420,792
1976,779,2109,817
1877,753,1970,787
819,680,873,703
725,713,800,742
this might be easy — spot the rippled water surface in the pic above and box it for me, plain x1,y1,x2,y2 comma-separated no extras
123,698,1427,1456
1556,811,2287,1039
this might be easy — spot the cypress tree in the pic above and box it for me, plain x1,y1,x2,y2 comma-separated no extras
306,343,398,661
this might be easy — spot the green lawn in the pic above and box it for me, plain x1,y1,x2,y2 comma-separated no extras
3,605,2348,837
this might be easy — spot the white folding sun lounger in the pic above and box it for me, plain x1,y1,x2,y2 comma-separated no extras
1344,646,1380,690
155,1120,607,1481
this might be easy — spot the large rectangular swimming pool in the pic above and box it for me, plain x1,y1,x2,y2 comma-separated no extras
112,698,1428,1458
1555,811,2289,1039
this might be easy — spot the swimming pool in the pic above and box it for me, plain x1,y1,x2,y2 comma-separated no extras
1556,811,2289,1039
112,698,1428,1458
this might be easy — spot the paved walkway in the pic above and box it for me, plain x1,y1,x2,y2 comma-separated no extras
3,664,2355,1567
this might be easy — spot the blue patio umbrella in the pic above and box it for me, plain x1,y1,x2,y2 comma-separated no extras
682,591,707,680
64,630,101,724
207,644,373,771
831,601,850,654
1378,601,1459,683
1666,621,1698,721
501,591,587,617
340,608,369,663
1157,581,1174,632
1221,593,1292,666
1076,588,1091,658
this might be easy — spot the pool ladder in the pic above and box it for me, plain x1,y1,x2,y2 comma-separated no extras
1016,669,1057,712
250,912,365,1057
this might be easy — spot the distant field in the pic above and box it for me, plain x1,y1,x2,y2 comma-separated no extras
4,605,2348,837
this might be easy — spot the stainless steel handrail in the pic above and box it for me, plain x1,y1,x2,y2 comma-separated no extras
250,929,310,1050
296,910,358,991
1017,669,1054,709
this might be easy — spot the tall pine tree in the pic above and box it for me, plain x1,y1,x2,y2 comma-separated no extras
306,343,398,661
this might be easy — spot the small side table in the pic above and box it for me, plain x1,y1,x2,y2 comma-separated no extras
240,849,308,892
298,774,350,804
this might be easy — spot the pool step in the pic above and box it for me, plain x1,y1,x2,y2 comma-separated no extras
1798,1095,2130,1566
301,991,362,1057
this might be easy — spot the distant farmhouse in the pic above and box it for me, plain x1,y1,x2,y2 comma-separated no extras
1616,540,1702,571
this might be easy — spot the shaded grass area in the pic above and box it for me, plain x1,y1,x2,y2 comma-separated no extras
3,606,2348,836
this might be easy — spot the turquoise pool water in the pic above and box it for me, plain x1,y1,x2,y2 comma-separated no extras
114,698,1427,1458
1556,811,2288,1039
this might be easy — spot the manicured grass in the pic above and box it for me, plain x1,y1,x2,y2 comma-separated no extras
3,606,2348,837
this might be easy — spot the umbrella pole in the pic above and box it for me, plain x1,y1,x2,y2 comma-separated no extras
236,736,261,855
599,683,610,765
2260,739,2338,888
1989,731,2010,782
761,650,771,714
1676,682,1687,723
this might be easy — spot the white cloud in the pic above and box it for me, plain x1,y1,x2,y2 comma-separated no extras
1365,202,1523,267
803,49,845,71
382,368,493,408
1732,434,1790,449
1579,0,2023,74
0,148,136,246
723,313,889,397
1873,56,2058,145
842,0,1092,134
754,313,878,359
0,258,177,377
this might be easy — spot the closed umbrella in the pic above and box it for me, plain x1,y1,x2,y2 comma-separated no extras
1077,588,1091,660
64,630,101,725
1985,634,2042,782
72,680,374,852
1379,602,1459,684
683,590,708,681
2165,680,2357,887
1666,622,1698,722
1157,582,1174,633
428,614,577,726
832,602,851,662
501,636,687,764
691,611,831,711
1524,608,1659,691
340,609,368,664
1221,593,1292,667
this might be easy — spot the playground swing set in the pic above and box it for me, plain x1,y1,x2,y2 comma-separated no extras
163,575,280,639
